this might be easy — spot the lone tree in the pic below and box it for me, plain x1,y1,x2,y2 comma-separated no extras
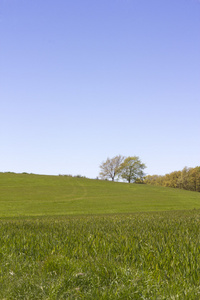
99,155,124,181
119,156,146,183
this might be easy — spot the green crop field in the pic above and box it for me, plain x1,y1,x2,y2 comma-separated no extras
1,172,200,217
1,172,200,299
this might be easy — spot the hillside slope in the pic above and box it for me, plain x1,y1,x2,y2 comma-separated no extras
0,172,200,217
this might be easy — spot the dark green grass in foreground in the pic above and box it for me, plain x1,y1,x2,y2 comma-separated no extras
1,211,200,299
0,172,200,217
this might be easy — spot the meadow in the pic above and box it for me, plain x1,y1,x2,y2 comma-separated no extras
1,172,200,217
1,173,200,299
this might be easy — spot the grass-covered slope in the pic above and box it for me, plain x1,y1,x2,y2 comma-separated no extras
1,172,200,217
1,173,200,299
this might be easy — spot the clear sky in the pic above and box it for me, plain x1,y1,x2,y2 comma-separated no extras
1,0,200,178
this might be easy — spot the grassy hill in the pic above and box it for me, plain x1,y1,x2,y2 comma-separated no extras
1,172,200,217
1,172,200,298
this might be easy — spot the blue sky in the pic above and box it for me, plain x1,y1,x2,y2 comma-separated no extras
1,0,200,178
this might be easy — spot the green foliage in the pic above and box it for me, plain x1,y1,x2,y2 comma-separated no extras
99,155,146,183
1,211,200,298
119,156,146,183
145,166,200,192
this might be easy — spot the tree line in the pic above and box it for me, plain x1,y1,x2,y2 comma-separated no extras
144,166,200,192
99,155,146,183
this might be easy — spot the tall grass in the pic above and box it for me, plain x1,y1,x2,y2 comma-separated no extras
1,210,200,299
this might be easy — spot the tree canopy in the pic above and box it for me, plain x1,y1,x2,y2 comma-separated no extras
99,155,124,181
99,155,146,183
119,156,146,183
144,166,200,192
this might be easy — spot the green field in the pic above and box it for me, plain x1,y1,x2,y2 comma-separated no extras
1,172,200,217
1,172,200,299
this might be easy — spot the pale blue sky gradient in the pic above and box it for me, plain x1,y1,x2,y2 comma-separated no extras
1,0,200,178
